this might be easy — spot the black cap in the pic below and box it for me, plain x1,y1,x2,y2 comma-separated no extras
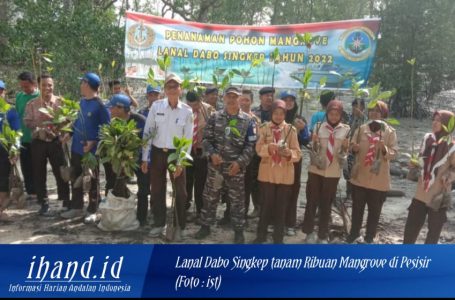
205,87,218,95
259,86,275,96
186,91,200,102
319,90,336,106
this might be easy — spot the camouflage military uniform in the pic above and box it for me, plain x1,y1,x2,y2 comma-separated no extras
200,110,256,230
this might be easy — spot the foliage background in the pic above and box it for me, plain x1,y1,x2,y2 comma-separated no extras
1,0,454,116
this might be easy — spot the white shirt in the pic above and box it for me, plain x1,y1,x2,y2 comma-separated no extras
142,98,194,161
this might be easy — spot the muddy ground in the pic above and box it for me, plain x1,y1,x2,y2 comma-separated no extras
1,118,455,245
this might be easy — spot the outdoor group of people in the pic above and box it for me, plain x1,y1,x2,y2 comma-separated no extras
0,70,454,245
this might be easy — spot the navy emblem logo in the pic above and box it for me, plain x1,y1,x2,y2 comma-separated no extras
127,21,155,49
339,27,375,62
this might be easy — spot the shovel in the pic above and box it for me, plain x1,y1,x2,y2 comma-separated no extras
9,164,26,209
60,144,75,183
165,182,179,242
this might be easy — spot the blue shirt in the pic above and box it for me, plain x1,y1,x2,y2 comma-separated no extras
72,97,110,155
128,112,146,164
128,112,146,139
309,111,326,132
298,124,310,146
0,108,21,132
138,107,150,119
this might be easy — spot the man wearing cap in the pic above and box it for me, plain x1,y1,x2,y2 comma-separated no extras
184,90,215,222
0,80,21,221
252,86,275,123
204,87,219,109
139,85,162,118
218,89,261,225
24,73,70,215
243,86,275,218
195,86,256,244
16,71,40,201
108,79,139,108
106,94,149,226
61,72,110,220
141,73,193,240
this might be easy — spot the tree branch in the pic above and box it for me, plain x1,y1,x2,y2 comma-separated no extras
161,0,192,21
103,0,118,10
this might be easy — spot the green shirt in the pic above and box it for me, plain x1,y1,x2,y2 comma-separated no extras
16,90,40,143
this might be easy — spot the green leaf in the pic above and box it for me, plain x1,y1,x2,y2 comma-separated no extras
181,78,191,89
290,75,304,84
271,47,280,62
168,164,176,172
181,161,192,167
167,152,179,164
221,75,230,89
319,76,327,88
303,68,312,87
407,58,416,65
367,100,378,109
375,90,396,101
98,63,103,72
229,119,238,126
148,68,155,81
164,54,172,68
173,136,179,148
184,151,193,162
252,57,264,67
157,57,166,71
303,33,312,43
385,118,400,126
232,69,242,76
369,83,381,100
448,116,455,133
231,127,241,137
0,97,12,113
111,60,116,68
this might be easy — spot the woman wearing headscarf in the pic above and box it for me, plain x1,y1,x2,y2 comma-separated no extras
347,101,398,243
403,110,455,244
253,100,301,244
302,100,350,244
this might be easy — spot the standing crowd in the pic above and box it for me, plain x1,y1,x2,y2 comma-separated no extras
0,70,454,244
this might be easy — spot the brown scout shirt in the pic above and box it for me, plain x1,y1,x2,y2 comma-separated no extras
256,121,301,185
